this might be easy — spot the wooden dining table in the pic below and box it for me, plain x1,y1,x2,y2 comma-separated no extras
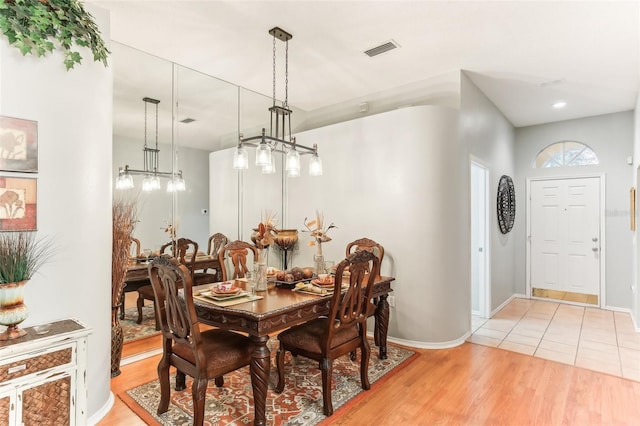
190,275,395,426
125,254,221,282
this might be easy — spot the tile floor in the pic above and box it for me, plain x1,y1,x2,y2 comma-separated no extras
469,298,640,381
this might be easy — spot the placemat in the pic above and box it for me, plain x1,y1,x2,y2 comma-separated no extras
194,293,262,307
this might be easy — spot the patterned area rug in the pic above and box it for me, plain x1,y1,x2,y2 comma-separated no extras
121,306,161,342
121,340,416,425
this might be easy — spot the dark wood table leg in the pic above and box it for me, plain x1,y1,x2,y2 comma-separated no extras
375,294,390,360
250,335,270,426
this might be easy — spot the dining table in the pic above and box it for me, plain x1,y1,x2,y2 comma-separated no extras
125,253,221,282
120,254,222,319
190,274,395,426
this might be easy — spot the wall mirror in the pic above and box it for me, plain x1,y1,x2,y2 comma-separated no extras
112,42,287,360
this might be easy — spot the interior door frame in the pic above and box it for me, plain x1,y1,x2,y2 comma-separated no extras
525,174,606,307
470,158,490,318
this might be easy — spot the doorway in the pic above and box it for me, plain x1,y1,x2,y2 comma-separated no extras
527,176,603,306
471,161,490,318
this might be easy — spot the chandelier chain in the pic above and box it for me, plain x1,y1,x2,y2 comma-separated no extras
284,39,289,108
272,33,277,107
144,100,148,148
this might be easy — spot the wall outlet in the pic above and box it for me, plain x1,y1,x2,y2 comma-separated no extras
201,208,208,215
388,295,395,308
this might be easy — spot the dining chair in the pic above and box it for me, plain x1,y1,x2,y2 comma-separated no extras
176,237,217,285
136,242,177,328
346,237,385,348
147,256,254,425
119,237,145,320
218,240,259,280
274,250,379,416
130,237,141,257
204,233,228,281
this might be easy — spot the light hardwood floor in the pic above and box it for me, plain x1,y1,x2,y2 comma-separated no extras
100,333,640,425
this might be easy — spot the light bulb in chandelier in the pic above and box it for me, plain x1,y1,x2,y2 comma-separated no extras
255,141,272,167
262,154,276,174
308,146,323,176
233,145,249,170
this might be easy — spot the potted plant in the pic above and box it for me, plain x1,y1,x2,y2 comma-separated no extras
0,231,54,340
0,0,110,70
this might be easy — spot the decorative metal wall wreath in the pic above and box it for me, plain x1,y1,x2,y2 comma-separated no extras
497,175,515,234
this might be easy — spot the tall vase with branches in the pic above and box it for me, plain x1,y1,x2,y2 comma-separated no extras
111,198,137,377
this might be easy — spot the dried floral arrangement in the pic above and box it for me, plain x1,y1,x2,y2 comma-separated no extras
303,211,336,255
254,211,278,249
112,199,137,310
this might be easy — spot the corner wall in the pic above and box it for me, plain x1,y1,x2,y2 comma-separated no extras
0,5,112,420
461,72,517,311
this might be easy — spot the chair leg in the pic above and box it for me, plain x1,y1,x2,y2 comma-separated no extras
360,337,372,390
192,377,208,426
214,376,224,387
119,298,125,320
274,344,286,393
320,358,334,416
175,370,186,391
136,294,144,324
156,356,171,414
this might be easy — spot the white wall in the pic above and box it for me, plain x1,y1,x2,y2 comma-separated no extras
0,5,112,421
461,73,517,311
515,111,635,310
212,106,471,345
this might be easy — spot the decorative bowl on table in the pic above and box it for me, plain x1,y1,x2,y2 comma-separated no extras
273,229,299,251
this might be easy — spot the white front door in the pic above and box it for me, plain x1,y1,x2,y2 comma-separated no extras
529,177,601,299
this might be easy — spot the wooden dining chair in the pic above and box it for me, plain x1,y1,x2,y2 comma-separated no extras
130,237,141,257
119,237,144,320
147,256,254,425
204,233,228,281
217,240,259,280
136,242,177,328
346,237,385,347
176,237,217,285
274,250,379,416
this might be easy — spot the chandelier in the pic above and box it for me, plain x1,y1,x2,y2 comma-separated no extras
115,97,185,192
233,27,322,177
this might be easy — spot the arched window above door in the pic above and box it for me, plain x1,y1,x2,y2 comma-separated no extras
533,141,599,168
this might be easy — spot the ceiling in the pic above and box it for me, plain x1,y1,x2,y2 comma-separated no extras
90,0,639,149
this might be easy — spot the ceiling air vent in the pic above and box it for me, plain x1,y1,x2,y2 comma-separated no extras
364,40,399,57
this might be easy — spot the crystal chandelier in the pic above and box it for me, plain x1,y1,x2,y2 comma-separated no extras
115,97,185,192
233,27,322,177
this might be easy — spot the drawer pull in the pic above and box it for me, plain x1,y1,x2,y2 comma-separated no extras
8,364,26,374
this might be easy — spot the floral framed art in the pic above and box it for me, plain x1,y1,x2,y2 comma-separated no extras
0,177,37,231
0,115,38,172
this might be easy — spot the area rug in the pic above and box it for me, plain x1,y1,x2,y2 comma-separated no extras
121,306,161,343
121,340,416,425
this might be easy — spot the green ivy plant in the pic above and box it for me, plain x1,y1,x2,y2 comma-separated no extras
0,0,109,70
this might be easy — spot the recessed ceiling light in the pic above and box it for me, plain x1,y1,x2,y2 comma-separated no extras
552,101,567,109
180,117,196,123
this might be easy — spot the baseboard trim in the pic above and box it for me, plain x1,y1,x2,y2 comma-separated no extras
87,391,114,426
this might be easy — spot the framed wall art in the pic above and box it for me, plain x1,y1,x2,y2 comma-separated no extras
0,115,38,172
0,177,37,231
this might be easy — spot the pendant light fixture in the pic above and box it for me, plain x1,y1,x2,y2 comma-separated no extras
233,27,322,177
115,97,186,192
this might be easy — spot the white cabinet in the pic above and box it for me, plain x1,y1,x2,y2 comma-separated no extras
0,319,90,426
